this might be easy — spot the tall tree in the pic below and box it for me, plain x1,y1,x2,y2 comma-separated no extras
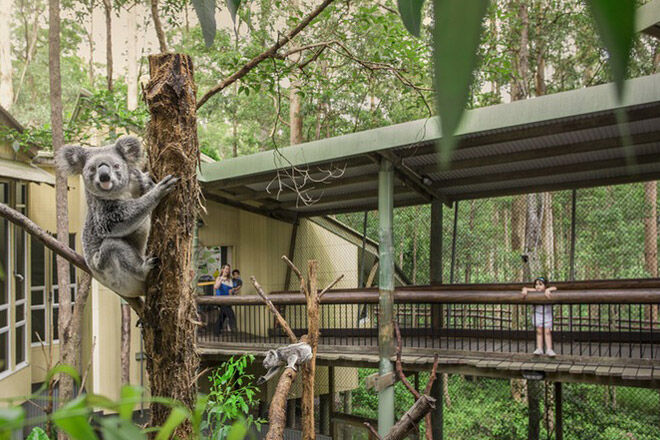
0,0,13,109
103,0,113,92
48,0,74,431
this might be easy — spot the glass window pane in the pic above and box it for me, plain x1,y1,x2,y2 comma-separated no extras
53,288,58,306
31,239,45,287
31,288,44,306
70,287,76,304
16,304,24,322
15,228,25,301
31,310,45,343
0,332,7,373
69,234,76,283
0,184,7,306
51,251,58,285
52,308,59,340
15,326,25,364
0,309,6,327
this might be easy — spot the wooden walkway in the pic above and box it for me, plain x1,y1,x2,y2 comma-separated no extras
198,333,660,387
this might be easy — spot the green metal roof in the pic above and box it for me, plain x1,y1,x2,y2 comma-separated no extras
200,73,660,220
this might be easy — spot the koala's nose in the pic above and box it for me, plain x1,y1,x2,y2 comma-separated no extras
98,164,111,182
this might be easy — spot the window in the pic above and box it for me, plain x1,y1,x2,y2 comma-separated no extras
30,239,46,344
14,183,26,365
0,183,8,374
42,233,76,343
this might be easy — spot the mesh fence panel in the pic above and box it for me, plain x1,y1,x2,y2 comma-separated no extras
320,183,658,286
331,371,660,440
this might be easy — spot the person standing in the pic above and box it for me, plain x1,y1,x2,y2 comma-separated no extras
522,277,557,357
214,264,237,334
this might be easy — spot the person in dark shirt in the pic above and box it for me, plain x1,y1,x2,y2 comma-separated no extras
232,269,243,295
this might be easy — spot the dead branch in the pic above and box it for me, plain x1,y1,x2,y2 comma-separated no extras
423,354,440,396
364,422,382,440
394,321,419,399
301,260,319,440
281,255,309,297
266,367,298,440
197,0,336,109
319,274,344,298
251,276,298,343
0,203,145,315
78,337,96,396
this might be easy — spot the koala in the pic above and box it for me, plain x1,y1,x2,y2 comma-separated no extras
256,342,313,385
56,136,179,298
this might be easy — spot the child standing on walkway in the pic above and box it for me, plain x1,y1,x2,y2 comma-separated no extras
521,277,557,357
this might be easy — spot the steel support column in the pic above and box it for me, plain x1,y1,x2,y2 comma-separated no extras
378,159,395,436
569,190,577,281
430,199,444,439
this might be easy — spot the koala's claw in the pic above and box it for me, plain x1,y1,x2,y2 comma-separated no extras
157,175,180,194
144,256,160,271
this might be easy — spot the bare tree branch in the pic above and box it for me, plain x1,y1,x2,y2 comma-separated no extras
251,276,298,343
0,202,144,314
319,274,344,298
197,0,336,109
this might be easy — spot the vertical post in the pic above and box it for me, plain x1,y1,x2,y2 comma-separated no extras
284,220,299,290
528,379,541,440
449,201,459,284
430,200,444,440
329,366,337,439
555,382,563,440
320,394,331,436
359,211,369,288
286,398,297,429
343,391,352,440
378,159,395,436
568,189,577,281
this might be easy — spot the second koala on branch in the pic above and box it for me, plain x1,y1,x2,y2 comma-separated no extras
256,342,313,385
57,136,178,298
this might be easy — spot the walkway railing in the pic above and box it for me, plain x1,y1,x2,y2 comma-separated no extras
196,286,660,362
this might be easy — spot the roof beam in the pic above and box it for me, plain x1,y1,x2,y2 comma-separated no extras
449,169,660,201
296,196,426,218
275,185,412,209
376,151,448,203
421,130,660,176
637,0,660,39
404,103,660,159
436,148,660,190
204,192,298,223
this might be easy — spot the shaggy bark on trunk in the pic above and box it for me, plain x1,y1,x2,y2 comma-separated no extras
143,53,201,436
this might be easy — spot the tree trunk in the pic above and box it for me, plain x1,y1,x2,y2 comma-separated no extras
143,53,200,436
301,261,319,440
267,368,298,440
511,196,526,253
50,0,74,434
541,192,554,275
120,303,131,384
126,9,138,111
13,0,42,105
0,0,13,109
102,0,113,92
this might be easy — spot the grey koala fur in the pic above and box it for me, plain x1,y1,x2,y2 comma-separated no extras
256,342,313,385
56,136,179,298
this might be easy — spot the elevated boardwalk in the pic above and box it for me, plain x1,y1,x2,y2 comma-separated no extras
197,282,660,388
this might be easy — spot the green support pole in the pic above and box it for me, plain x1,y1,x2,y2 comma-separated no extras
378,159,395,436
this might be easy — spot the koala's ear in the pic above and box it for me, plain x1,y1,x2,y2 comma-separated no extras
114,136,143,165
56,145,88,175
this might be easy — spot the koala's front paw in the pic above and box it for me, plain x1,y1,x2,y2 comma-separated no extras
144,256,160,271
156,174,180,196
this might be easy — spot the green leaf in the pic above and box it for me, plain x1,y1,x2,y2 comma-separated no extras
43,364,81,390
227,0,241,23
0,407,25,435
587,0,635,100
118,385,143,421
192,0,217,48
52,396,98,440
98,417,146,440
432,0,488,166
26,427,49,440
155,407,188,440
397,0,426,37
227,421,248,440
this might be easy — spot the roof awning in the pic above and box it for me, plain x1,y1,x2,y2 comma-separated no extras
199,74,660,220
0,158,55,185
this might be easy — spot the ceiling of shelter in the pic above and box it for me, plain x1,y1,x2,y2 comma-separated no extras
199,74,660,221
